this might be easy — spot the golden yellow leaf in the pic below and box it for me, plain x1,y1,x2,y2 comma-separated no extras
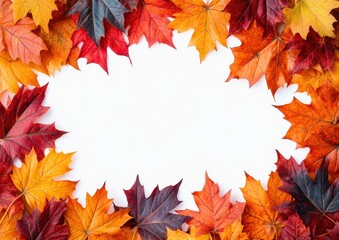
11,150,77,212
167,227,212,240
169,0,230,61
219,220,248,240
0,212,21,239
12,0,57,33
0,50,38,93
283,0,339,38
65,184,132,240
40,18,77,74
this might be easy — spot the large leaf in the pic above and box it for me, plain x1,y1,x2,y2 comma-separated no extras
276,153,339,237
240,171,291,239
67,0,127,45
227,22,296,94
169,0,230,61
125,0,179,48
0,0,47,65
17,199,69,239
11,150,77,212
124,176,189,240
276,83,339,173
65,184,131,239
283,0,339,38
0,85,65,161
177,173,245,235
225,0,286,36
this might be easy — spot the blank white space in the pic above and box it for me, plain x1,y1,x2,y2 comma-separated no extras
38,31,308,208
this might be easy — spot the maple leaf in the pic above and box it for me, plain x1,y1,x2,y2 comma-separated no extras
276,153,339,237
124,176,189,240
0,51,38,93
124,0,179,48
283,0,339,38
177,173,245,236
65,184,131,239
71,21,129,73
276,83,339,173
169,0,229,61
225,0,286,36
39,17,77,75
11,149,77,212
16,199,69,239
11,0,57,33
280,214,311,240
0,85,65,161
227,22,296,94
166,227,211,240
0,0,47,65
285,27,336,74
219,220,249,240
240,171,291,239
67,0,127,45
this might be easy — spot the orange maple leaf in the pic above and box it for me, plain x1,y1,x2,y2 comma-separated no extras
0,51,38,93
177,173,245,236
167,227,211,240
0,0,47,65
65,184,132,240
0,212,21,238
240,172,291,239
39,18,77,75
219,220,248,240
169,0,230,61
277,83,339,173
227,22,296,94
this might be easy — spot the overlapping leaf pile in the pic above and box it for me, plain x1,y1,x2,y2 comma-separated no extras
0,0,338,239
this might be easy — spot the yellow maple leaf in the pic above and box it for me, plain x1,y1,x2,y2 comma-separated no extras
0,212,21,239
65,184,132,240
11,149,77,212
0,50,38,93
169,0,230,61
12,0,57,33
283,0,339,38
39,18,77,74
167,227,212,240
219,220,249,240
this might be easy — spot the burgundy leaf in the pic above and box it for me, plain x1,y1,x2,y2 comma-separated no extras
280,213,311,240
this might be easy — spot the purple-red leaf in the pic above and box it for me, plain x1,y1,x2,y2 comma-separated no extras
17,199,69,240
285,27,336,74
124,176,189,240
280,213,311,240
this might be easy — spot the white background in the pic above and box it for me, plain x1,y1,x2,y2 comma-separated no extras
38,31,309,208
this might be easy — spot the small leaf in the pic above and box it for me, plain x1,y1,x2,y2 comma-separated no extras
280,214,311,240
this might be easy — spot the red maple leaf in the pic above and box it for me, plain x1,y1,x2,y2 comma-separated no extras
124,0,179,47
280,214,311,240
124,176,189,240
225,0,286,36
285,27,336,74
0,85,65,161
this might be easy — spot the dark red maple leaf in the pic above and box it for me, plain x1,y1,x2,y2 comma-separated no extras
276,152,339,238
0,85,65,161
225,0,286,36
71,21,130,73
280,213,311,240
17,198,69,240
124,176,189,240
285,27,336,74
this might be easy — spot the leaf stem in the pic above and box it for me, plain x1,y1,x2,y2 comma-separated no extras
0,193,23,225
131,227,138,240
